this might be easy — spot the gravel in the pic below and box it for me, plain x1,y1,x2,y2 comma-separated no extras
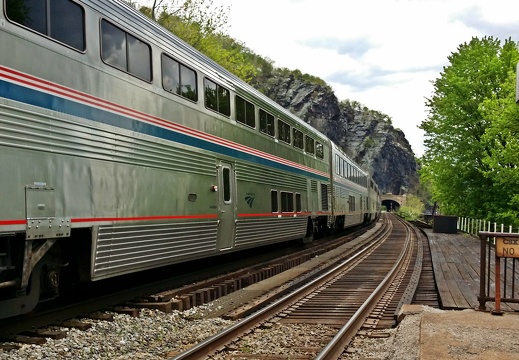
0,305,234,360
3,303,517,359
0,302,439,360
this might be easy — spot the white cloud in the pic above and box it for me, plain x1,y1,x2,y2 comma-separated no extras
209,0,519,157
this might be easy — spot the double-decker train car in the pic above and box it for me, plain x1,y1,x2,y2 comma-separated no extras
0,0,379,319
329,142,380,231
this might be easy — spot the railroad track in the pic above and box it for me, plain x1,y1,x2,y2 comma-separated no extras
170,213,422,359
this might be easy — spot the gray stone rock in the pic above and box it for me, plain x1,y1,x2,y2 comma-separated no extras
253,73,418,195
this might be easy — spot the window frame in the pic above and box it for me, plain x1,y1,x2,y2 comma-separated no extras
204,77,230,116
259,109,275,137
161,53,198,102
305,135,315,155
295,193,302,213
316,141,324,159
281,191,294,213
235,95,256,128
5,0,86,52
271,190,279,213
100,19,152,82
277,119,291,144
293,128,304,150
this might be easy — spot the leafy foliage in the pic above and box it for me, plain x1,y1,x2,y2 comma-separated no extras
398,194,425,221
420,36,519,225
134,0,331,88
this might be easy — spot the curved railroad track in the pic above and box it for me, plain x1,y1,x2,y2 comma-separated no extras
170,213,422,359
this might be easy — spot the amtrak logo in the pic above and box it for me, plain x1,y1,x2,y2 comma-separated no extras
245,193,255,208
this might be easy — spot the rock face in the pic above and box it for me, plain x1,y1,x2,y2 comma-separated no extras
254,74,419,195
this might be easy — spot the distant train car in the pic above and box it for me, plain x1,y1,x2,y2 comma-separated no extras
0,0,377,319
329,142,377,231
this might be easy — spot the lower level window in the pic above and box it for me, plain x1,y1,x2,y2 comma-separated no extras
281,192,294,212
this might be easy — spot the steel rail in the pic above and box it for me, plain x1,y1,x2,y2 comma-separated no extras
315,214,413,359
171,219,393,360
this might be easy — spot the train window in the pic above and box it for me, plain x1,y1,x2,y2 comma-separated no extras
335,155,340,175
349,195,356,212
204,78,230,116
162,54,198,101
293,129,304,149
295,193,302,212
278,120,291,144
101,20,151,81
316,142,324,159
281,192,294,212
305,136,315,155
223,167,231,203
128,34,151,80
6,0,85,51
235,96,255,128
271,190,278,213
259,109,275,137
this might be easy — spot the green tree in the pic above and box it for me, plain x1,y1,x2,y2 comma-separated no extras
479,68,519,225
138,0,259,81
398,195,425,220
419,36,519,219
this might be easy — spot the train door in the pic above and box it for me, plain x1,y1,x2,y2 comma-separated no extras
216,161,236,250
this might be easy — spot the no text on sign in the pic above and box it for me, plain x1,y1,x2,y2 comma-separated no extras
496,237,519,258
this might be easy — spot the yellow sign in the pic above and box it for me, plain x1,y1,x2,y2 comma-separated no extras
496,237,519,258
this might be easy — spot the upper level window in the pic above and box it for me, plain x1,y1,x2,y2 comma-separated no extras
204,78,230,116
235,96,255,128
305,135,315,155
278,119,291,144
162,54,197,101
101,20,151,81
259,109,275,137
6,0,85,51
293,129,304,150
316,142,324,159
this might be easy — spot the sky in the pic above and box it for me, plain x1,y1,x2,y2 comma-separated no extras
205,0,519,157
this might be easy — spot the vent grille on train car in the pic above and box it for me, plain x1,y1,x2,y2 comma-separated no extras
311,180,318,193
321,183,329,211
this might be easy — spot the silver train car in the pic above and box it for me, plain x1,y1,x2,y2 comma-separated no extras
0,0,380,318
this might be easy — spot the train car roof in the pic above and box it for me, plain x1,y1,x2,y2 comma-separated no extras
89,0,329,142
330,141,368,175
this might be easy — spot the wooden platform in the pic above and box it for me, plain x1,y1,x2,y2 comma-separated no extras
424,229,519,311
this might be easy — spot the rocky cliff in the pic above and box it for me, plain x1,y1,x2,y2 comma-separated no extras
252,73,419,195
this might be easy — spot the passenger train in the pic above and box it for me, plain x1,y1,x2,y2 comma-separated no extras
0,0,380,318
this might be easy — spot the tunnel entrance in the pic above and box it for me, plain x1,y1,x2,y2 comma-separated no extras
382,199,400,212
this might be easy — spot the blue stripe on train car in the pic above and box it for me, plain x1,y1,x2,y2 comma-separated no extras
0,79,328,181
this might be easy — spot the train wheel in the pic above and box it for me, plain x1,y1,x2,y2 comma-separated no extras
39,252,62,301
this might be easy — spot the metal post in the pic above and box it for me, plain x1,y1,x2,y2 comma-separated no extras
493,253,502,315
479,233,487,311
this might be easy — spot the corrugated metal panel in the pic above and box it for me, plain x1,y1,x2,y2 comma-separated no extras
321,183,329,211
93,220,218,278
0,104,215,175
345,214,363,228
235,162,307,190
235,217,307,248
310,180,318,193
